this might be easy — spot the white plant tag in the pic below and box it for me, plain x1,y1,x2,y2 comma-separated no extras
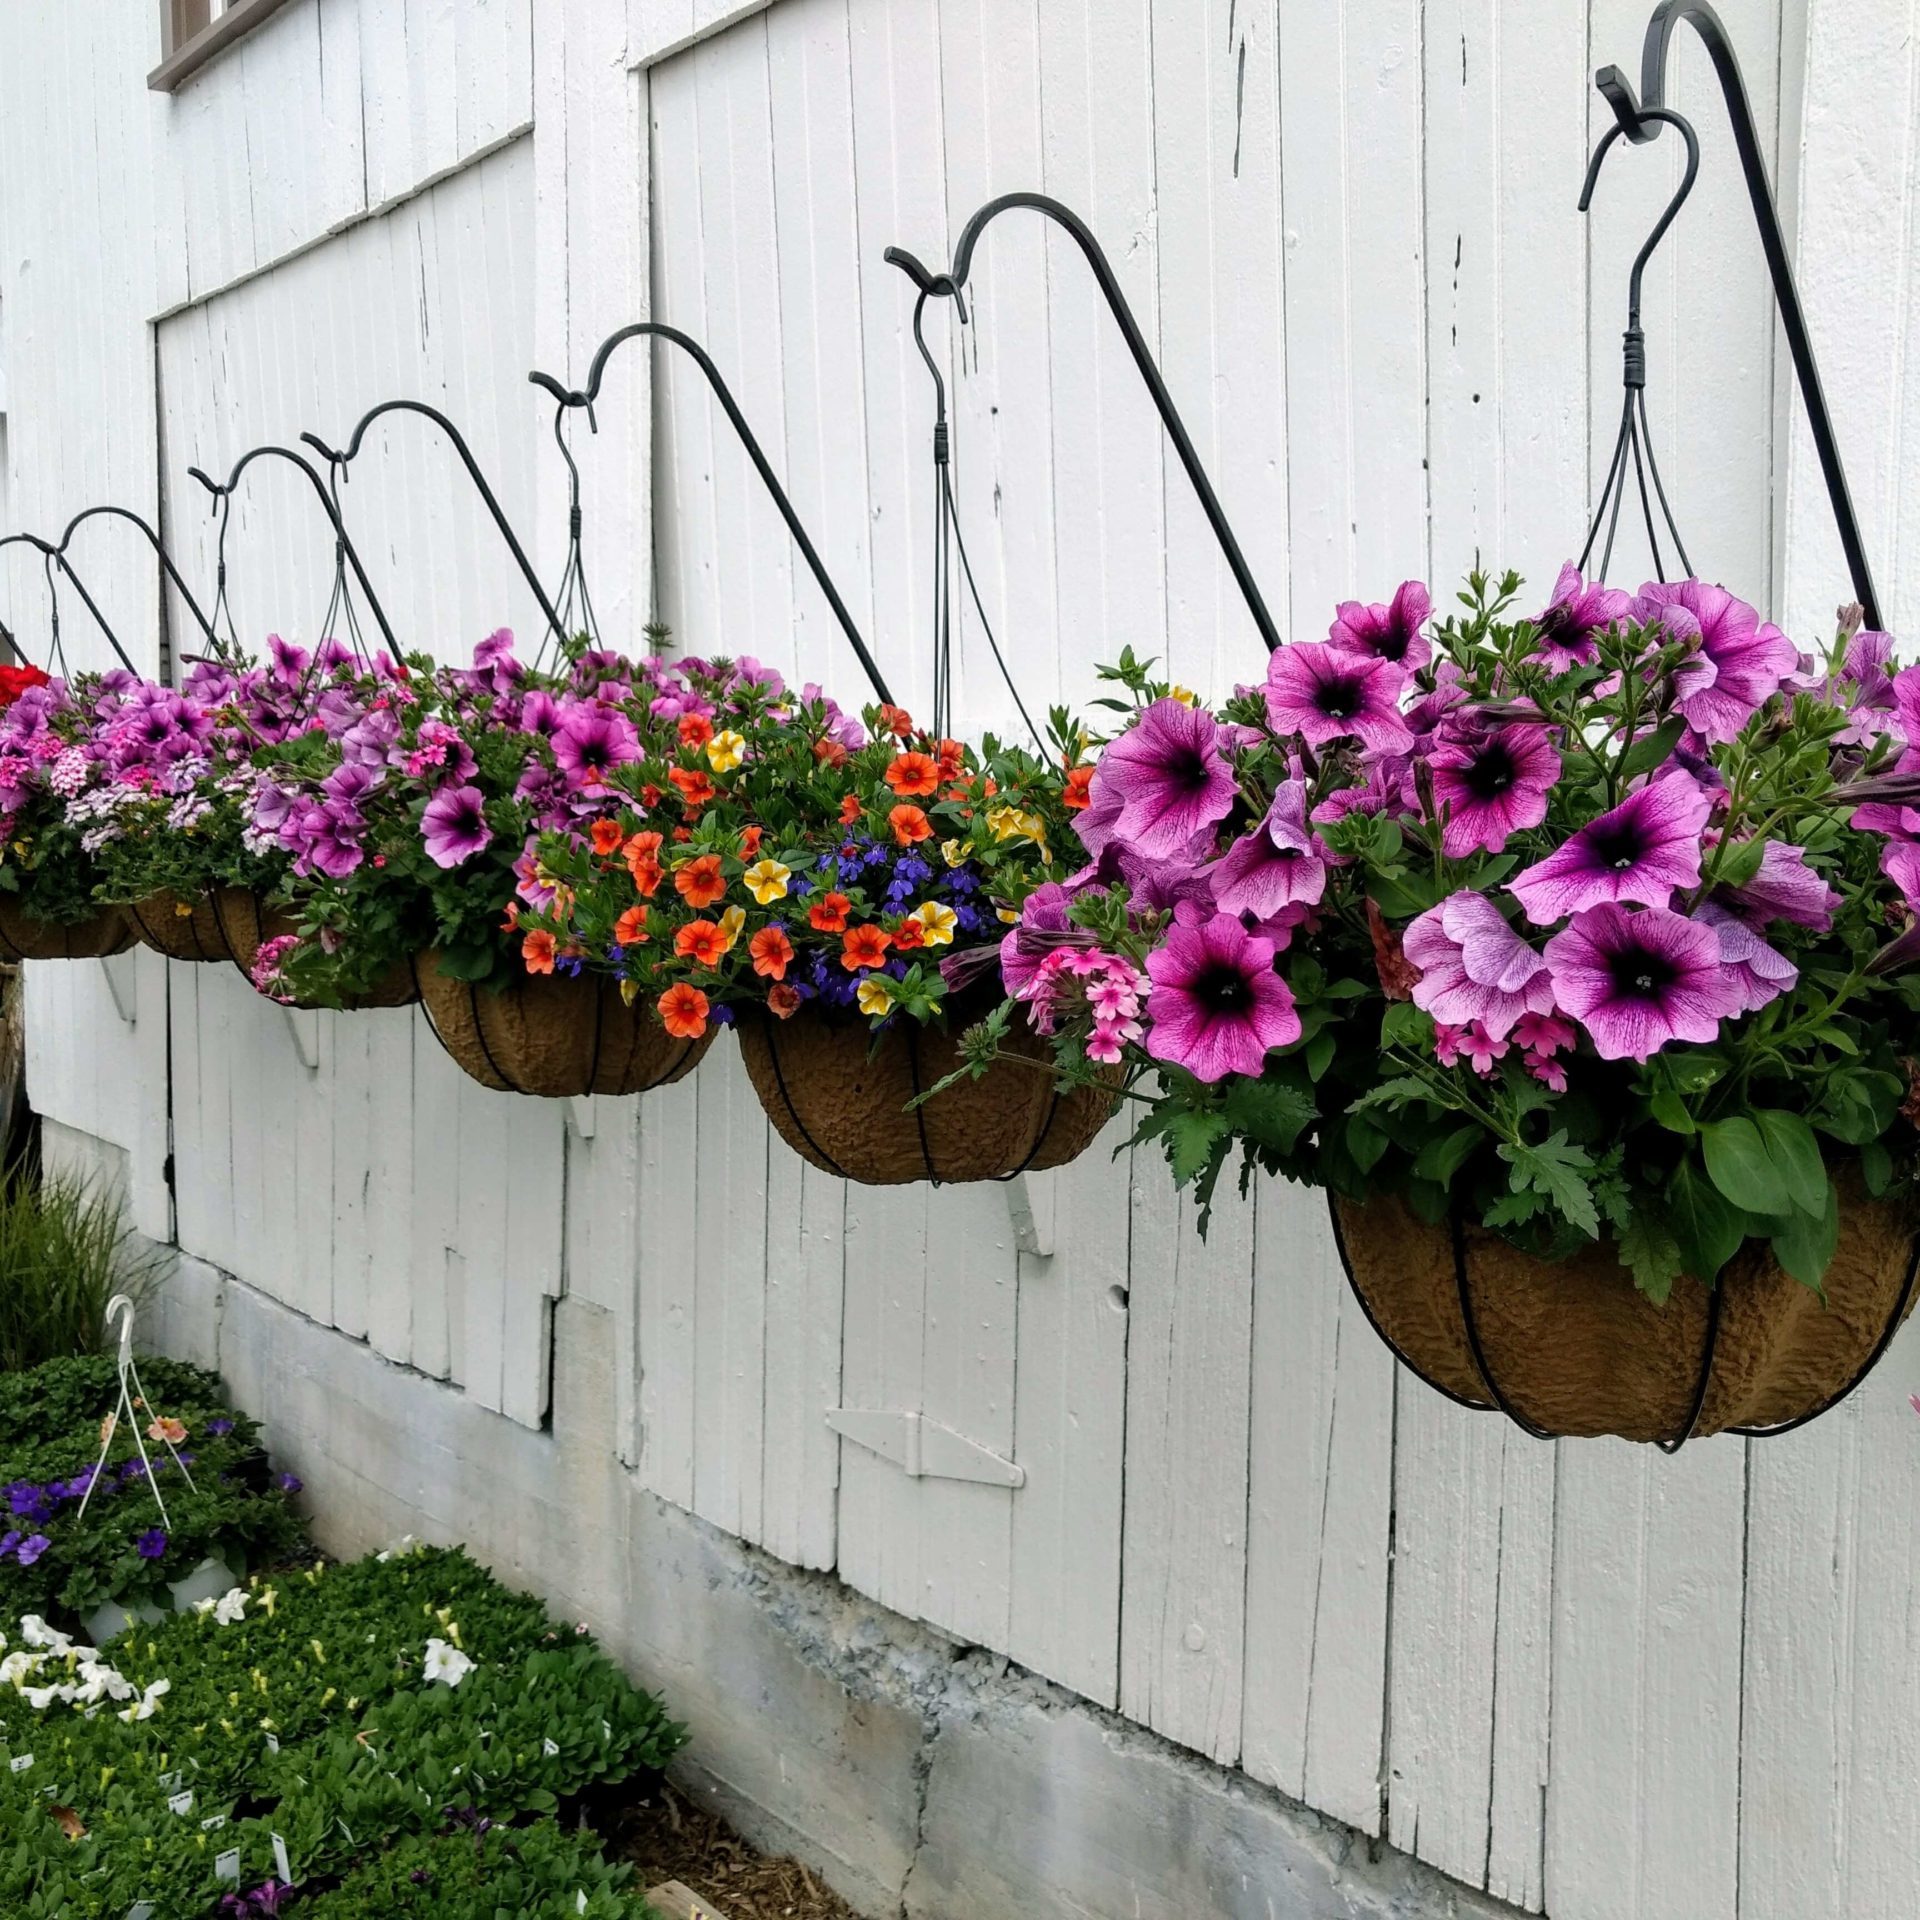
8,1753,31,1773
167,1790,193,1817
264,1732,279,1754
272,1833,294,1884
543,1737,559,1757
158,1771,181,1791
214,1848,241,1885
128,1905,156,1920
200,1813,227,1832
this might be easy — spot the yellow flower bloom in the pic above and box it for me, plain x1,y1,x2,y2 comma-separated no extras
911,901,958,947
987,805,1047,849
1169,685,1199,707
940,838,968,869
718,905,748,952
743,857,791,905
997,905,1020,924
619,978,641,1007
707,728,746,772
856,976,895,1018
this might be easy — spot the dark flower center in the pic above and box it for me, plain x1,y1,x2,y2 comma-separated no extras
1315,676,1364,720
1166,746,1213,795
1192,961,1254,1014
1464,741,1516,799
1536,602,1576,644
1586,817,1646,872
1607,945,1676,1000
1375,620,1411,664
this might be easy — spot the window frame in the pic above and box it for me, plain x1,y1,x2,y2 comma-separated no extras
149,0,297,94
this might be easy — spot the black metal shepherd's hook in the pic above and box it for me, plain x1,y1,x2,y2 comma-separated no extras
529,322,895,707
887,193,1284,656
1591,0,1881,628
301,399,570,656
0,530,140,675
1576,106,1701,584
56,504,223,659
187,444,401,657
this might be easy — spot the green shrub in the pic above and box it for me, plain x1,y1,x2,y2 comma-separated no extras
0,1353,234,1448
0,1170,162,1374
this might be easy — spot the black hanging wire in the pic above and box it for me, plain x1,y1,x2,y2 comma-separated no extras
529,322,894,706
0,531,138,676
1576,105,1701,584
897,281,1042,749
301,400,570,662
1585,0,1882,627
887,192,1284,658
537,390,600,657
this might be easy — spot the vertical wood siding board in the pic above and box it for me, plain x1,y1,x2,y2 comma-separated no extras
500,1103,565,1430
364,1009,418,1367
329,1006,373,1342
638,1074,701,1509
453,1086,508,1416
408,1018,456,1382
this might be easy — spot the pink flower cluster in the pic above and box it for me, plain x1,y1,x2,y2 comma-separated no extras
1015,945,1147,1066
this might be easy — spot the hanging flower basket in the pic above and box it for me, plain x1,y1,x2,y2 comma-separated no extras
415,949,714,1097
0,900,135,962
208,886,299,976
124,889,238,962
736,1000,1118,1185
1330,1172,1920,1444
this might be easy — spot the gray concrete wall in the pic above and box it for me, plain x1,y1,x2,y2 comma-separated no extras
143,1249,1523,1920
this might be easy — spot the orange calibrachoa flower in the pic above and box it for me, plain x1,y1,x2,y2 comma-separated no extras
590,818,625,856
1063,765,1095,810
840,924,892,971
674,920,729,968
878,703,915,738
935,737,966,781
614,905,650,947
893,915,926,952
839,793,862,826
886,751,941,797
889,803,933,846
641,782,664,809
522,929,558,975
659,982,710,1039
809,890,852,933
749,925,795,980
668,766,716,808
625,827,664,872
739,824,764,858
767,982,802,1019
677,711,715,750
674,852,727,909
814,737,849,770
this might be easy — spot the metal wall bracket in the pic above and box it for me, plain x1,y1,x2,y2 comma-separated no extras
1004,1169,1057,1258
96,952,138,1026
569,1095,597,1140
278,1005,321,1073
825,1408,1026,1488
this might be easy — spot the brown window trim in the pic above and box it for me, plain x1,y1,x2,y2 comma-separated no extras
149,0,297,94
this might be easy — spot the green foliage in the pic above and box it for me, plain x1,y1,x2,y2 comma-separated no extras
0,1170,163,1374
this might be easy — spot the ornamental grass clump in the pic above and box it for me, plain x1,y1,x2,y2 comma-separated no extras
968,567,1920,1301
0,1167,162,1374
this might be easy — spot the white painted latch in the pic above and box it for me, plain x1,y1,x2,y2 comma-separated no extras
825,1408,1026,1488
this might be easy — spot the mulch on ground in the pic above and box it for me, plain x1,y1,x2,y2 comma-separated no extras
615,1779,864,1920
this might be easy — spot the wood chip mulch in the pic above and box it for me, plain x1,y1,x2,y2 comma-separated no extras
613,1779,865,1920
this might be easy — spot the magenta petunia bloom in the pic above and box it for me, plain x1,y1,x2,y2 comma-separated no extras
1327,580,1433,672
1636,579,1798,745
1207,780,1329,921
1144,903,1302,1083
1696,902,1797,1013
551,704,640,789
1264,643,1413,756
421,784,493,868
1530,563,1633,671
1427,722,1562,857
1076,698,1238,863
1543,902,1740,1061
1403,890,1556,1039
1717,839,1839,932
1507,772,1711,925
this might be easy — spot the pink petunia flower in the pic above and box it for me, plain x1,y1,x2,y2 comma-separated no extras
1402,890,1555,1040
1717,839,1839,932
421,784,493,868
1696,902,1798,1013
1207,780,1329,921
1327,580,1433,673
1543,901,1740,1062
1427,722,1563,857
1143,903,1302,1083
1076,699,1239,864
1530,562,1633,671
1508,771,1712,925
1264,643,1413,756
1636,579,1799,746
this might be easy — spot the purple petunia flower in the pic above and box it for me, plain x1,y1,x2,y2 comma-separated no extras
1530,562,1633,671
207,1418,235,1438
1637,579,1799,746
551,704,640,791
1207,780,1329,923
1144,903,1302,1083
1507,772,1711,925
16,1533,50,1566
421,784,493,869
137,1527,168,1560
1326,580,1433,672
1696,902,1798,1013
1543,902,1740,1061
1716,839,1839,932
1427,722,1562,857
1403,891,1557,1041
277,1472,303,1495
1075,699,1239,864
1264,643,1413,756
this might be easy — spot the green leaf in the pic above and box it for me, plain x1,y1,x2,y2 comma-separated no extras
1380,1004,1435,1049
1347,1074,1442,1115
1616,1201,1684,1305
1220,1078,1316,1153
1751,1109,1827,1217
1648,1086,1696,1135
1368,871,1434,920
1714,835,1770,888
1701,1116,1780,1214
1616,715,1687,781
1771,1178,1840,1291
1666,1160,1745,1283
1414,1124,1483,1187
1346,1114,1390,1174
1161,1108,1229,1187
1861,1136,1894,1196
1498,1130,1600,1239
1304,1031,1337,1082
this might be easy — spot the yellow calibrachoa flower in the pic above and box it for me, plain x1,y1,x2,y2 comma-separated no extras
718,905,748,952
940,838,968,869
987,805,1047,849
997,905,1020,924
743,857,791,905
856,976,895,1018
1169,685,1199,707
707,728,746,772
911,901,958,947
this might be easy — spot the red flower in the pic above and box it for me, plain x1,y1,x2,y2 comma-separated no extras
767,982,802,1019
522,929,557,975
886,752,941,797
888,804,932,846
840,925,892,971
677,712,715,750
1063,765,1095,811
674,853,726,910
739,824,764,858
878,703,915,739
814,738,849,769
893,916,925,952
935,738,965,781
0,663,51,707
749,926,794,980
590,818,625,856
668,766,716,809
659,983,710,1039
839,793,862,826
614,906,650,947
675,920,728,968
809,891,852,933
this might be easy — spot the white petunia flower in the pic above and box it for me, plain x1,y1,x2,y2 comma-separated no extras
422,1637,473,1688
117,1679,170,1723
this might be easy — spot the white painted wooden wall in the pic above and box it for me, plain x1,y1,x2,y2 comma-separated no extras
6,2,1920,1915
